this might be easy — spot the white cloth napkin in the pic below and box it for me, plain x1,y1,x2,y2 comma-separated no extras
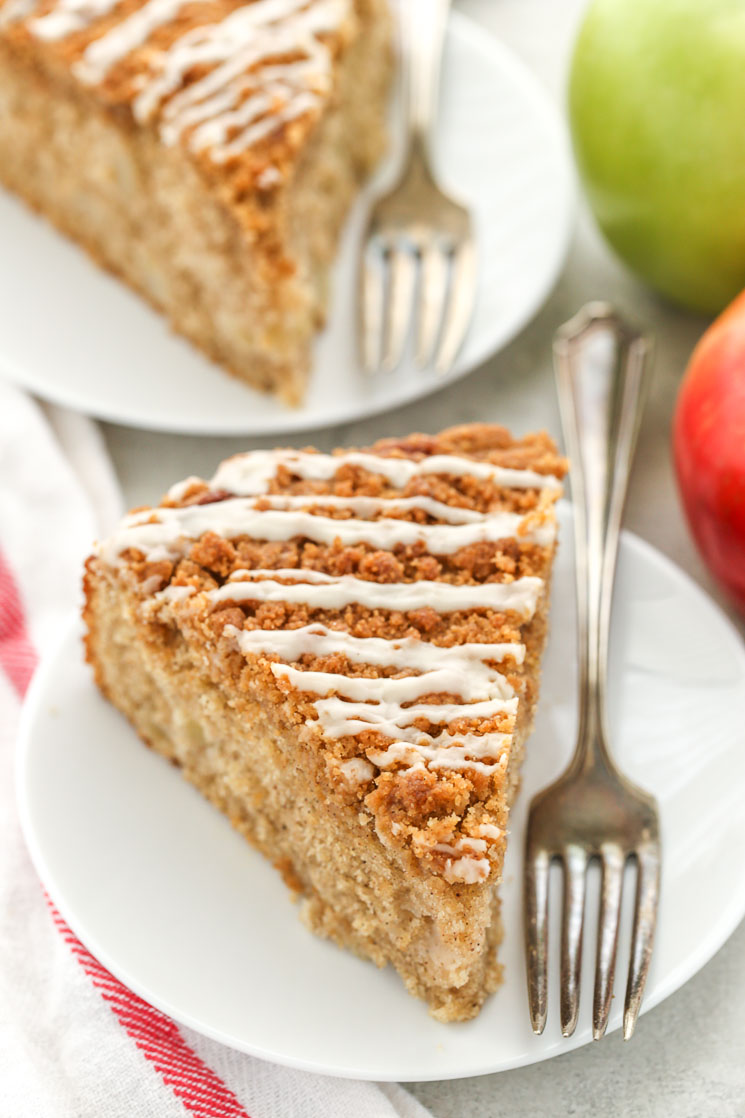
0,380,431,1118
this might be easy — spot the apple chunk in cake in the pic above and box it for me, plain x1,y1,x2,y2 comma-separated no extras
0,0,391,404
83,423,566,1021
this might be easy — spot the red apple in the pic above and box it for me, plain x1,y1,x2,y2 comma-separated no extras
673,291,745,614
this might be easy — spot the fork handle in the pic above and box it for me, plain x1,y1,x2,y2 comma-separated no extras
402,0,452,158
553,304,653,770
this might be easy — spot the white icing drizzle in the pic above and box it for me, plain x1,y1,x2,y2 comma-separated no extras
366,738,509,777
159,50,328,149
313,695,518,738
225,622,516,784
180,86,277,153
244,493,486,523
256,164,282,188
435,838,488,855
139,573,166,595
433,839,490,885
73,0,189,84
209,89,317,162
28,0,349,165
209,569,543,620
103,499,554,566
31,0,117,39
335,731,509,782
208,449,563,496
269,662,511,705
133,0,347,161
166,475,203,502
337,756,375,787
136,0,337,118
0,0,39,27
159,80,260,147
228,623,524,672
444,859,488,884
158,584,196,602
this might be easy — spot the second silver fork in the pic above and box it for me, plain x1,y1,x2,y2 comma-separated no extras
358,0,476,376
524,303,661,1042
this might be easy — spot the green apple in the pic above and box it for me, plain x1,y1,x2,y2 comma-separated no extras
569,0,745,314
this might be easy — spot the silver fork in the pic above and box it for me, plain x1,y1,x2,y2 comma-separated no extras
524,303,660,1042
358,0,476,375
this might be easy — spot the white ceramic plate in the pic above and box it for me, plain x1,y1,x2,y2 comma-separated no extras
17,508,745,1081
0,12,574,436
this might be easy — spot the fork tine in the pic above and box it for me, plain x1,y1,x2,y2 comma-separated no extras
524,846,550,1035
623,842,661,1040
415,243,448,367
358,242,385,374
434,239,476,375
593,843,625,1040
560,845,587,1037
381,245,418,373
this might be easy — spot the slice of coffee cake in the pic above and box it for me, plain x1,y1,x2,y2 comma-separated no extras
83,424,565,1020
0,0,391,404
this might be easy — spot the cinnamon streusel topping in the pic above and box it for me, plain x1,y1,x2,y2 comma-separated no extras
94,424,566,884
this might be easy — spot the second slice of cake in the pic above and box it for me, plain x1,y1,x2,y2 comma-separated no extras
0,0,391,404
83,423,565,1020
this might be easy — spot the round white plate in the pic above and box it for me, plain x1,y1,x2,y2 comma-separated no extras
0,12,574,435
17,509,745,1081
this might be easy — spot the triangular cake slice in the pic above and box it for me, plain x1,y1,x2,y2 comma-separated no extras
83,423,566,1021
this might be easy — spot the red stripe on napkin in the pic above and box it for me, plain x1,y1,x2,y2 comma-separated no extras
49,905,251,1118
0,549,36,695
1,546,252,1118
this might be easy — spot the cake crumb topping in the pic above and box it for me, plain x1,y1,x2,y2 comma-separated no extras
92,424,566,883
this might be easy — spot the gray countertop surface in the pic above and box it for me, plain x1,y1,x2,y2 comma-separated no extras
102,2,745,1113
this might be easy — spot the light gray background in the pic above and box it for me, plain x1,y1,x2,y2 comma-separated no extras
102,2,745,1113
